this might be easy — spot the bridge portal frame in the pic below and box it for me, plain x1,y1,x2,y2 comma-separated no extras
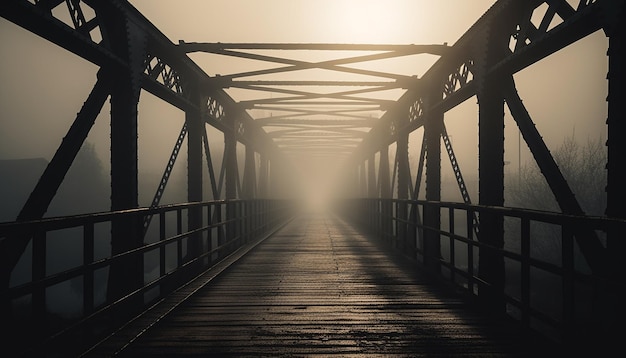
0,0,625,354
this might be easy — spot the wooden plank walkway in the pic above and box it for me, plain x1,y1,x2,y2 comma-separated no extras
97,213,561,357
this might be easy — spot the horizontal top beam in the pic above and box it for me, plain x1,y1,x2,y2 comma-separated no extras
179,42,450,54
228,80,401,87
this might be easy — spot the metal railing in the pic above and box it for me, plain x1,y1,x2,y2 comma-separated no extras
0,199,293,356
343,198,624,348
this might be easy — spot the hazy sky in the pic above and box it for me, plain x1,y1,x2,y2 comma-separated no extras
0,0,609,203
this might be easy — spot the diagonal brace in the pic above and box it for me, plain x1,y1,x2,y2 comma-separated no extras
504,80,607,275
1,70,110,295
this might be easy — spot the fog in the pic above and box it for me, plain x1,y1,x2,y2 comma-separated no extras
1,1,609,220
0,0,612,331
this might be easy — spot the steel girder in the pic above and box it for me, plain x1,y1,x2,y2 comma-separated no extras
350,0,609,159
1,0,622,289
178,42,448,157
605,2,626,287
348,0,621,278
0,0,279,153
0,0,282,302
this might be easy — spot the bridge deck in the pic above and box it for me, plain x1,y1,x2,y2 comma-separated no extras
95,214,560,357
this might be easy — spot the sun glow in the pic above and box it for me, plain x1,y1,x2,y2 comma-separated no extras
321,0,418,43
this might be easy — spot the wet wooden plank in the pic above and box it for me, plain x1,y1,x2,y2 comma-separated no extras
104,214,560,357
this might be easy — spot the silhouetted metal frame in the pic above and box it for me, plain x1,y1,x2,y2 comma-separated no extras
0,0,284,346
349,0,617,280
1,0,624,354
346,198,625,351
0,199,293,356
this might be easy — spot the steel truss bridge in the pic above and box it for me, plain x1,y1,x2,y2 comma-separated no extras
0,0,625,356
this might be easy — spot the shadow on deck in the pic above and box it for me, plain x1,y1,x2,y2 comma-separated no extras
87,213,564,357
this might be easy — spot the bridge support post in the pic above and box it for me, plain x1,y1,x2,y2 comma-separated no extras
474,11,514,314
107,70,143,307
186,89,203,267
224,124,238,254
397,126,410,250
367,154,378,233
359,162,367,198
97,13,148,319
604,11,625,349
259,154,269,198
477,76,506,315
243,145,256,200
367,154,377,198
424,92,442,275
379,144,392,244
243,145,256,242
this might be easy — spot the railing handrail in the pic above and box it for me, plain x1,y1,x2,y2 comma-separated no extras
1,198,295,357
0,198,280,232
342,197,624,348
386,198,626,226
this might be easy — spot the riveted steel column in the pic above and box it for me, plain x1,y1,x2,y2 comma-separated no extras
106,19,145,306
367,153,377,198
477,81,505,312
605,8,625,350
243,145,256,199
424,90,442,275
186,88,203,265
397,133,410,201
476,20,508,313
242,145,256,244
359,161,367,197
379,144,392,243
605,4,626,269
224,121,238,254
366,154,378,231
224,127,238,200
271,158,282,198
259,154,269,198
397,119,410,250
379,145,391,198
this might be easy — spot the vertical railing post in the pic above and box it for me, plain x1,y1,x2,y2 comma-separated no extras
520,217,530,328
206,204,213,265
159,212,168,291
83,223,95,316
408,201,418,258
448,207,455,283
32,231,46,335
562,222,575,344
253,200,258,239
216,203,224,259
238,201,244,245
176,209,183,266
466,209,475,295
